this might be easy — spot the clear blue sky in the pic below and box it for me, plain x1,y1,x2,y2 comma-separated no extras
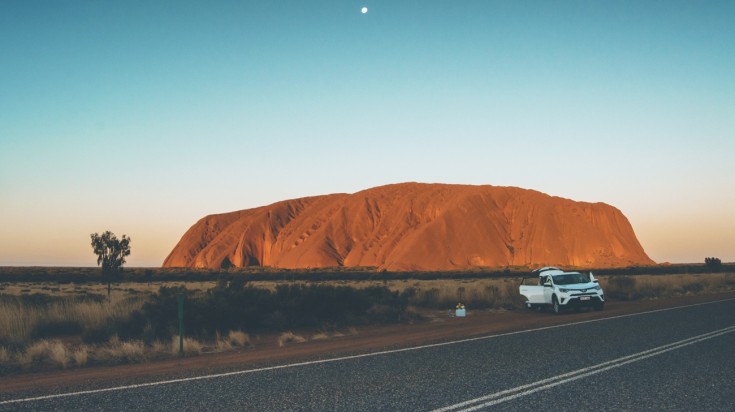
1,1,733,266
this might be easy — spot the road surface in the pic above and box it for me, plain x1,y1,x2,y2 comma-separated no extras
2,298,734,411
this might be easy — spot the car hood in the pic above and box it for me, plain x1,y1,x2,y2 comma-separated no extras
559,282,599,291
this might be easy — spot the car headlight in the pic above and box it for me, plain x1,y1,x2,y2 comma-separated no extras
559,288,570,293
594,285,601,291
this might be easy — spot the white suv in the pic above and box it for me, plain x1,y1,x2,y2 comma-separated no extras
520,267,605,313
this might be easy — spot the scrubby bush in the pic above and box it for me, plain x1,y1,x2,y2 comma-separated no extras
133,283,411,342
82,324,115,344
19,340,68,368
31,320,83,340
605,276,638,301
82,308,147,344
397,281,519,310
93,336,146,364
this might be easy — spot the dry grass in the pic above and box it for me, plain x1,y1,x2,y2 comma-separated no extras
0,300,41,347
0,346,10,363
170,336,203,355
227,330,250,347
49,341,68,368
214,332,232,351
4,341,86,370
310,332,330,341
598,273,735,301
231,278,521,302
17,340,68,368
0,281,218,297
0,331,243,374
151,340,170,354
11,336,145,368
213,331,250,351
0,293,145,348
372,278,524,310
71,346,89,366
94,336,146,363
277,332,307,347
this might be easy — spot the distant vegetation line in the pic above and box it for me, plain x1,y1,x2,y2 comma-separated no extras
0,264,732,283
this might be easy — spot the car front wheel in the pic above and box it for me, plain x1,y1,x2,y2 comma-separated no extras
552,296,561,314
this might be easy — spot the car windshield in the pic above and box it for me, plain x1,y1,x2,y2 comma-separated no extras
552,273,589,285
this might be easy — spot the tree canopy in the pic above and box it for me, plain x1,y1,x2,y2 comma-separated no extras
91,231,131,299
91,231,131,273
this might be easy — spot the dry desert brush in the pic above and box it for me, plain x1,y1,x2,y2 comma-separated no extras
133,282,414,342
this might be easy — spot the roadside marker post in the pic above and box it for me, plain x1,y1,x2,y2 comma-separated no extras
177,292,184,356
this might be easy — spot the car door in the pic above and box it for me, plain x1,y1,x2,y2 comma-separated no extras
543,275,555,303
519,278,545,304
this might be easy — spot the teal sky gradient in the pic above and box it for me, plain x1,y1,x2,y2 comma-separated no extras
1,1,733,266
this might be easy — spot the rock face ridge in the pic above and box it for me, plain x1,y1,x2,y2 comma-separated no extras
163,183,654,270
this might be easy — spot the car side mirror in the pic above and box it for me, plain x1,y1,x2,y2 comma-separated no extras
544,283,552,288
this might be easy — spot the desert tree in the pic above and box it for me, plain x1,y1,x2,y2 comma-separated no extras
90,231,131,299
705,257,722,272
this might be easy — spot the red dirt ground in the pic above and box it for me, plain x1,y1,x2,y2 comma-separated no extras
2,292,734,395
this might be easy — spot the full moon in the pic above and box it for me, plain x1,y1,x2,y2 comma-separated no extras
361,7,368,14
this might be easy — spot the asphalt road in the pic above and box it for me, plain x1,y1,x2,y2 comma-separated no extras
2,298,734,411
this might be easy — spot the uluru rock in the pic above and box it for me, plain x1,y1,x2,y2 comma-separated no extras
163,183,655,271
